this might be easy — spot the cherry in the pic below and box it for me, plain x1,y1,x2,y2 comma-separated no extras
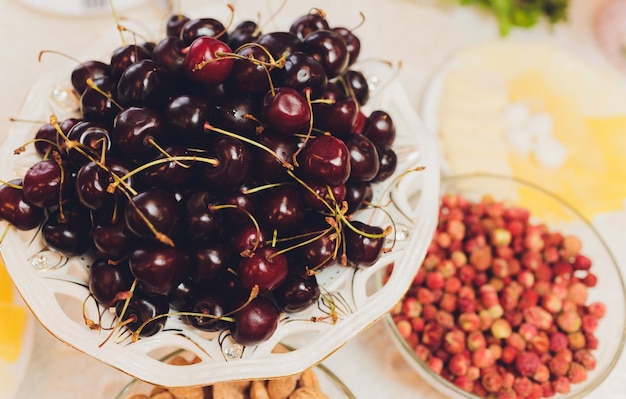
64,121,112,165
124,188,180,241
261,87,311,136
210,95,260,138
113,106,168,163
79,76,120,126
273,272,320,313
344,220,385,267
115,291,170,337
195,136,252,191
253,133,299,182
179,17,228,46
0,179,44,230
255,31,301,59
231,221,265,255
88,258,133,306
166,13,190,38
165,94,211,139
183,36,234,86
116,59,173,109
42,201,93,257
140,145,193,188
260,184,307,230
129,243,189,295
75,160,114,210
301,182,346,212
312,96,359,136
109,44,151,82
344,181,373,214
297,228,337,271
238,246,288,293
226,45,272,97
342,69,369,106
331,27,361,66
151,36,187,78
297,134,351,186
374,145,397,182
227,20,261,50
34,123,61,156
71,60,110,95
289,10,329,40
278,51,327,97
230,295,279,346
300,30,349,78
345,134,380,182
185,295,230,332
182,190,222,242
22,159,72,208
92,218,138,261
362,110,396,147
220,185,259,227
168,277,200,310
188,242,232,283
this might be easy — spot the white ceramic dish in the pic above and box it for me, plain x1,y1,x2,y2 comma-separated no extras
0,59,441,386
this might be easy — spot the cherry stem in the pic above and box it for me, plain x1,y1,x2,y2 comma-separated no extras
9,117,47,124
214,4,235,40
203,122,294,170
108,0,126,45
268,226,335,261
290,88,314,167
82,294,102,331
85,78,124,110
349,11,367,32
0,179,23,190
147,138,191,168
0,224,11,245
286,170,334,213
209,204,262,256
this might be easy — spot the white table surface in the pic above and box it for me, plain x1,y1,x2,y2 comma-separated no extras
1,0,625,398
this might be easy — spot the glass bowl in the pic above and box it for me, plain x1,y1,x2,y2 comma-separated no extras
114,349,356,399
383,173,626,398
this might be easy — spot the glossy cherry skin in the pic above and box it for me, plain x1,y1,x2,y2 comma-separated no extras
92,218,138,261
183,36,234,85
345,134,380,182
165,94,211,139
179,17,228,46
297,228,337,270
88,258,133,306
42,202,93,257
342,69,369,105
188,242,232,283
273,272,320,313
113,106,168,163
185,295,231,332
300,30,349,79
253,133,299,182
129,244,190,295
168,277,200,310
124,188,181,241
75,161,112,210
231,222,265,255
80,76,119,126
374,145,398,182
22,159,72,208
182,190,222,242
261,87,311,136
362,110,396,147
289,11,329,40
65,121,112,166
255,31,301,59
151,36,187,78
238,246,288,293
332,27,361,66
278,51,327,97
115,291,170,337
195,136,252,191
71,60,110,95
301,182,346,212
0,179,44,230
230,295,280,346
312,96,359,136
344,181,373,214
109,44,151,82
210,95,260,138
116,59,173,109
140,145,193,189
297,134,351,186
344,220,385,267
227,20,261,50
260,185,306,231
166,13,190,37
226,45,272,97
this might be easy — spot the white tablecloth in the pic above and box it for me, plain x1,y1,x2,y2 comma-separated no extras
1,0,625,398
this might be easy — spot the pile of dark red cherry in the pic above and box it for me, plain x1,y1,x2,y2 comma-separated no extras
0,8,400,346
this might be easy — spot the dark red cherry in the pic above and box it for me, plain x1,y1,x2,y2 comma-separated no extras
300,30,349,78
0,179,44,230
297,228,337,271
189,242,232,283
151,36,187,77
115,291,170,337
168,277,200,310
301,182,346,212
253,133,299,182
221,185,259,227
88,258,133,306
261,87,311,135
183,36,234,85
289,11,329,40
65,121,112,166
211,95,260,138
227,20,261,50
75,161,112,210
345,134,380,182
34,123,61,156
42,202,92,257
129,244,190,295
166,13,190,38
331,27,361,66
255,31,301,59
231,295,279,346
362,110,396,147
238,246,288,293
195,136,252,191
278,51,327,97
140,145,193,188
165,94,211,139
124,188,180,241
182,190,222,242
226,45,272,97
179,17,228,46
312,96,359,136
345,181,373,214
231,221,265,255
22,159,72,208
273,272,320,313
185,295,230,332
297,134,351,186
109,44,151,82
260,185,306,231
80,76,119,125
116,59,173,109
113,106,167,163
71,60,110,95
374,145,397,182
342,69,369,106
92,218,138,261
344,220,385,267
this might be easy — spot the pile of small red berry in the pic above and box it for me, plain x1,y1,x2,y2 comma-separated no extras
0,7,400,346
389,193,605,398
